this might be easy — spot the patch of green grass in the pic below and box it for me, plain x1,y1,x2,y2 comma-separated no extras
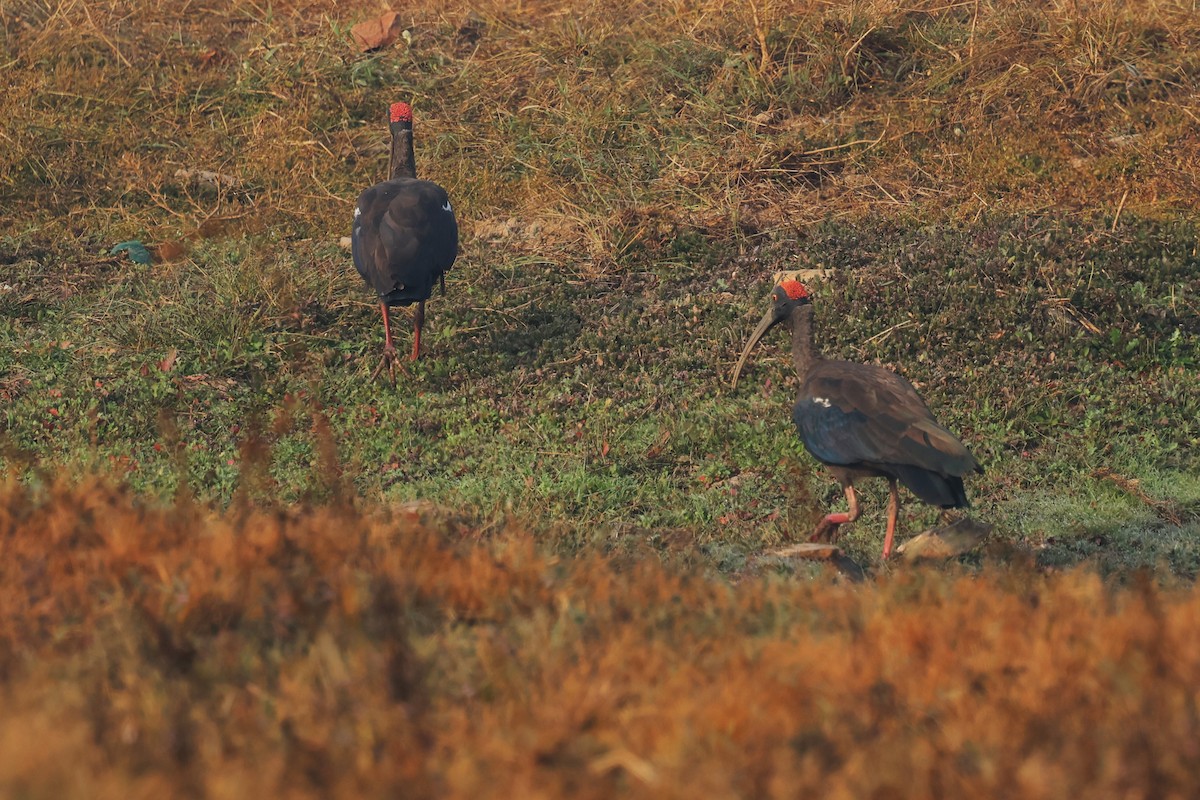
1014,465,1200,576
3,213,1198,573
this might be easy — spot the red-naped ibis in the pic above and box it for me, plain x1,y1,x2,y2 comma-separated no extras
730,277,983,560
352,101,458,382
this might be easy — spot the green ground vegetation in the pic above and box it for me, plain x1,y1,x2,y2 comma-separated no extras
2,0,1198,572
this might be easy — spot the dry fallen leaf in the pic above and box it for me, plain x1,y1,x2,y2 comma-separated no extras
351,12,404,52
154,241,188,262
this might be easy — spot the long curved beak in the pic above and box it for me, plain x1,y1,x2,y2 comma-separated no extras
730,306,786,390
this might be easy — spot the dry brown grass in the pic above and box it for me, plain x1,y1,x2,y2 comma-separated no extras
2,0,1198,262
3,476,1200,797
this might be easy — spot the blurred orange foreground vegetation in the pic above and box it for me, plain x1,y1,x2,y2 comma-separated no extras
2,477,1199,798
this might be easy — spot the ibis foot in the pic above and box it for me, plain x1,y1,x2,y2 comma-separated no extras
810,503,857,544
809,517,843,544
370,345,409,386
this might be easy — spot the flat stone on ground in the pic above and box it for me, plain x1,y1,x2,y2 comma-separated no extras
766,542,844,560
897,516,993,562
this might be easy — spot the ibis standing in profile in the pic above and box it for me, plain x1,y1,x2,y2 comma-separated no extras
352,101,458,382
730,277,983,560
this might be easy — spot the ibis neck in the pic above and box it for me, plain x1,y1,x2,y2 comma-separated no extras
790,304,819,382
389,130,416,180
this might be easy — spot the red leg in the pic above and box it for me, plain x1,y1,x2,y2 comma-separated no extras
370,302,401,385
381,302,395,352
410,300,425,361
811,485,860,543
882,480,900,559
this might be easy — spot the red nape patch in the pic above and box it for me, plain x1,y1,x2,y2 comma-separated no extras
390,102,413,123
780,279,808,300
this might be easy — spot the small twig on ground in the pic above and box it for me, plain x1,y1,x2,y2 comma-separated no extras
861,318,916,347
842,26,878,80
747,0,772,75
1111,187,1130,231
967,0,980,60
1093,467,1184,526
802,129,888,157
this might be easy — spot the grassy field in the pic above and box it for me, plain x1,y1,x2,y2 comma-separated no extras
1,0,1200,793
3,0,1198,568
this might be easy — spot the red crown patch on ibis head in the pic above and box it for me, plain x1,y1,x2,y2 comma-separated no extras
390,102,413,123
779,279,809,301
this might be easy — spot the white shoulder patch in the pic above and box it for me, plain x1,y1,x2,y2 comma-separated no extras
442,200,452,212
354,206,361,218
811,397,832,408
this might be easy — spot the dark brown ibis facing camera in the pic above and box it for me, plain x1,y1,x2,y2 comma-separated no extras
352,101,458,383
730,276,983,560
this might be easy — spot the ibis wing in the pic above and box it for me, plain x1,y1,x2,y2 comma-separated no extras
792,362,981,477
351,185,383,287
